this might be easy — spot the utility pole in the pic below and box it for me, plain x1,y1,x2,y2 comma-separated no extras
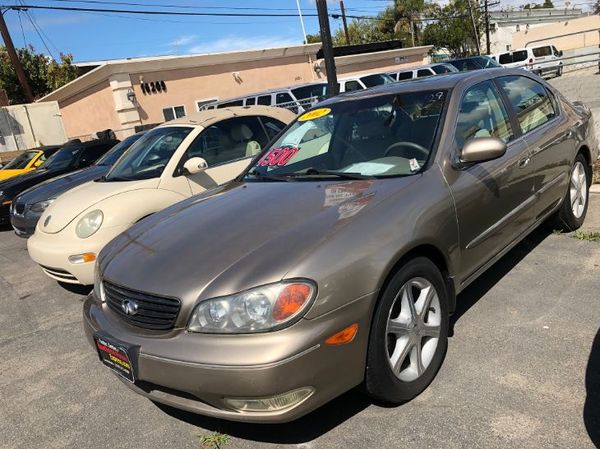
484,0,491,55
466,0,481,55
340,0,351,45
316,0,339,97
0,9,34,103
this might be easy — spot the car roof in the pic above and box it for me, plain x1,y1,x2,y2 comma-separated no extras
317,68,529,106
215,81,328,102
162,105,296,128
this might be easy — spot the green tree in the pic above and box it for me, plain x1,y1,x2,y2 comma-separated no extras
0,45,78,104
422,0,487,57
594,0,599,13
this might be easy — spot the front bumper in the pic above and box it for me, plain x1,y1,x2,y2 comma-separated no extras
10,208,41,238
83,291,375,423
27,224,131,285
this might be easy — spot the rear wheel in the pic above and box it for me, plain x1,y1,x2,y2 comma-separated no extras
557,65,563,77
365,257,449,404
553,153,589,231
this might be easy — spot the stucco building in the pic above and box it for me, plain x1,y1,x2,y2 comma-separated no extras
41,43,432,140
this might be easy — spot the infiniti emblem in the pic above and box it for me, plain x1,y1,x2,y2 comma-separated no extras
44,215,52,227
121,299,139,316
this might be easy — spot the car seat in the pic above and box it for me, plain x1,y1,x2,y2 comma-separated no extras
231,124,261,158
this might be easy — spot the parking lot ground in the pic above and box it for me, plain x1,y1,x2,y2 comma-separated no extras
0,195,599,449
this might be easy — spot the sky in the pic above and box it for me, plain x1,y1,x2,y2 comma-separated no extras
1,0,585,63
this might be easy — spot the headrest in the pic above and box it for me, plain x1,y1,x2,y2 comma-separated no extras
231,124,253,142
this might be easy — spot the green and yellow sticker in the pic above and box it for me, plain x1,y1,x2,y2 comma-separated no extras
298,108,331,122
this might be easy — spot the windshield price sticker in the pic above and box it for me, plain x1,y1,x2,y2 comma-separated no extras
257,147,299,167
298,108,331,122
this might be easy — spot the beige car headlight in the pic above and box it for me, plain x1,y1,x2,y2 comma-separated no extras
188,280,316,334
76,209,103,238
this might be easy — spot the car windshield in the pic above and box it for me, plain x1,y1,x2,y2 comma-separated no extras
96,133,144,167
247,90,447,180
41,146,82,170
2,151,38,169
105,126,192,181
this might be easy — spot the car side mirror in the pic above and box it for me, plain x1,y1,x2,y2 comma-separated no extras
183,157,208,175
558,50,563,57
459,137,507,165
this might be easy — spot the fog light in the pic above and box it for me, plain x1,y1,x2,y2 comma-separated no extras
224,387,314,412
68,253,96,264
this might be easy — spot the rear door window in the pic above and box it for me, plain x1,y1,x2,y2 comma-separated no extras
498,53,512,64
512,50,528,63
496,75,556,134
257,95,272,106
417,69,433,78
344,80,363,92
245,97,256,106
397,71,413,81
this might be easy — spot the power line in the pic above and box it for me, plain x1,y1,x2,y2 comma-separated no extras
23,9,56,59
16,9,26,47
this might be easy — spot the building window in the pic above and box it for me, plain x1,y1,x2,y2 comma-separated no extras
196,98,218,111
162,105,186,122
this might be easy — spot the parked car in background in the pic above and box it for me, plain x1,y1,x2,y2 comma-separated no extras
0,138,118,226
0,146,61,181
27,106,295,285
446,56,501,72
338,72,395,92
10,132,146,238
492,45,563,77
204,82,328,114
84,69,597,423
388,63,458,81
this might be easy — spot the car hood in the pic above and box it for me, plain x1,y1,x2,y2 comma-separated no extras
0,168,69,198
101,177,417,306
17,165,108,206
40,177,159,234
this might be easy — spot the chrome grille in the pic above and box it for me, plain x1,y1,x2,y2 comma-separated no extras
103,281,181,330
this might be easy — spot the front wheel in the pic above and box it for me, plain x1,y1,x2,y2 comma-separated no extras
365,257,449,404
553,153,590,231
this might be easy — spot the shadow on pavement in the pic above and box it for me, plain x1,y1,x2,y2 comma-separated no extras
58,281,92,296
155,387,372,444
449,225,551,335
157,225,553,443
585,328,600,448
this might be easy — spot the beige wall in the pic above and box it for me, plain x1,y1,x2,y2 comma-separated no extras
59,81,122,139
131,54,315,125
513,14,600,50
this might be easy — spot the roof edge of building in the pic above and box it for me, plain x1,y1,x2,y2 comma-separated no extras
40,43,322,103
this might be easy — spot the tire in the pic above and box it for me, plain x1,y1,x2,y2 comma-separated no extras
365,257,449,404
557,65,563,77
553,153,590,231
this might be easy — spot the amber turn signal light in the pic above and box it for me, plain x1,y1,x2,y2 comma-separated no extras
2,200,12,206
325,323,358,346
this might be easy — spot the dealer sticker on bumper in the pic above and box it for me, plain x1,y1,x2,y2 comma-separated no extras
94,334,136,382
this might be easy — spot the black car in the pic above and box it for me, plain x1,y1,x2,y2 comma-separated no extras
0,138,119,226
446,56,501,72
10,132,145,237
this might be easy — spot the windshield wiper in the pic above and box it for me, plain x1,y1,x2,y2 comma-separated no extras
245,170,296,182
290,168,375,180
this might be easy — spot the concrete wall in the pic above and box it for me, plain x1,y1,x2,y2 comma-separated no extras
59,80,122,139
0,101,66,153
513,15,600,50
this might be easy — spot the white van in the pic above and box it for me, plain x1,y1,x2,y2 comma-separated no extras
388,63,458,82
337,73,396,92
203,82,328,114
493,45,563,77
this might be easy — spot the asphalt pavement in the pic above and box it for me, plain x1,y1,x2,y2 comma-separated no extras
0,195,599,449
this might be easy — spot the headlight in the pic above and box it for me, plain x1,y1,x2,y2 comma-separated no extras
76,209,103,238
188,280,316,333
30,198,55,213
93,260,105,302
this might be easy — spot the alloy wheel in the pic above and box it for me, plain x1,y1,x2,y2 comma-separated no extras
570,161,587,219
385,277,441,382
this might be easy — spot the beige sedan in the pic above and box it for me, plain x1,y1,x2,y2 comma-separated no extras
28,106,295,285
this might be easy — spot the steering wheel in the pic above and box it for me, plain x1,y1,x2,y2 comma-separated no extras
383,141,429,159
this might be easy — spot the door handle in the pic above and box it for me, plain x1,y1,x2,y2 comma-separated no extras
518,157,530,169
